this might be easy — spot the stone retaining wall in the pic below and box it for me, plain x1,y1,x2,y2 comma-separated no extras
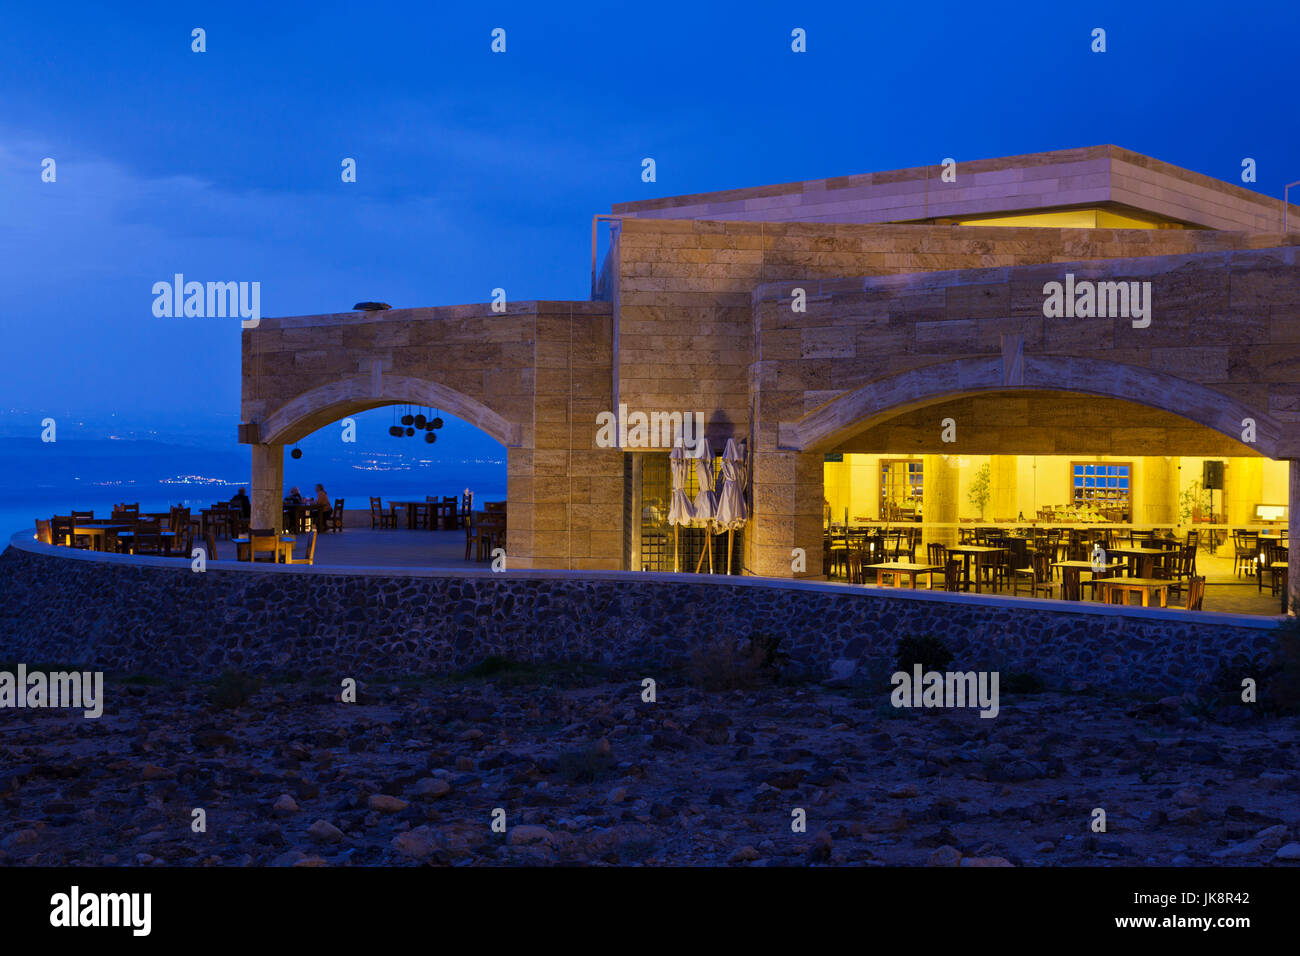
0,538,1279,695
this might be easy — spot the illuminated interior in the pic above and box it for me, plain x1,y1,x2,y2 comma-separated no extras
824,454,1288,539
937,206,1189,230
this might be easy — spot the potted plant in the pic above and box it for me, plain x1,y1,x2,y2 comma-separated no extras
968,463,991,521
1179,480,1212,525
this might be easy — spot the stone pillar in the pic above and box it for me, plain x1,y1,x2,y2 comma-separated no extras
750,447,823,578
1289,459,1299,615
923,454,958,549
990,454,1018,522
251,443,284,532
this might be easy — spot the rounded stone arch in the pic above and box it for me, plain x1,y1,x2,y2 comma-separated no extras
781,355,1282,458
258,373,522,447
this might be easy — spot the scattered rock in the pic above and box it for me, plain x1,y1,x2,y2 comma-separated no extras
508,825,554,847
392,827,440,861
411,778,451,799
367,794,408,813
308,820,344,844
273,794,300,814
929,845,962,866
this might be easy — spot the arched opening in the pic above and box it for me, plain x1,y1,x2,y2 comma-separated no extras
248,375,516,567
784,366,1288,615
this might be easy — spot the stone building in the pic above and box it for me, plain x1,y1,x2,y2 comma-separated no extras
240,145,1300,603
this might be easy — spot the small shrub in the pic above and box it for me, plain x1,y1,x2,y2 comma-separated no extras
893,635,954,675
689,631,788,692
208,670,263,711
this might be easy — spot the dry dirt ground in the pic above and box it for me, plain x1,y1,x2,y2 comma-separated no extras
2,664,1298,867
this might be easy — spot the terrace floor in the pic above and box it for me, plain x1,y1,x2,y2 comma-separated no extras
301,529,1286,616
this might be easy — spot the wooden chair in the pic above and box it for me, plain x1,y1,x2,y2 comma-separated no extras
327,498,344,533
847,549,865,585
34,518,53,545
68,510,95,549
1184,575,1206,611
1258,543,1286,595
370,496,396,529
465,511,478,561
476,516,505,561
285,530,317,565
203,528,219,562
1232,530,1259,577
1014,550,1055,598
163,507,191,556
942,558,962,592
248,530,280,562
205,502,233,539
132,525,164,556
827,531,848,577
441,495,460,530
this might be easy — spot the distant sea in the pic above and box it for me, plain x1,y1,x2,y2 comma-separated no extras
0,435,506,539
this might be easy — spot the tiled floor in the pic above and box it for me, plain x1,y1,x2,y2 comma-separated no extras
840,547,1287,617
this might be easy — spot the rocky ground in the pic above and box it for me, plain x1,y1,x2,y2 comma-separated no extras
2,662,1298,867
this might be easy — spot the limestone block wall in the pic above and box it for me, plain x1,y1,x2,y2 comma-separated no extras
240,301,619,569
615,216,1281,455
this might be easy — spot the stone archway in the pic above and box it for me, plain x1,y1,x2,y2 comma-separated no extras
260,373,523,448
749,354,1295,590
781,355,1283,459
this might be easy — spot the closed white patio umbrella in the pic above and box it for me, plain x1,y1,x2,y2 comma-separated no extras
715,437,749,574
690,439,717,573
667,441,694,572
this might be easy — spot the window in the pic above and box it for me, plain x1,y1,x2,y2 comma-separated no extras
880,459,923,520
1071,461,1131,518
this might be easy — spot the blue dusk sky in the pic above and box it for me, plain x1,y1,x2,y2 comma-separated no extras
2,0,1298,438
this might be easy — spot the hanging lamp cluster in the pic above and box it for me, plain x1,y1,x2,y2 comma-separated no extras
389,405,445,443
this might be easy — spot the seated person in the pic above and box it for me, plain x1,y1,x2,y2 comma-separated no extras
286,486,305,505
314,484,333,528
229,488,251,520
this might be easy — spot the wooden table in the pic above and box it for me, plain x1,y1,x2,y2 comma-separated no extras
233,534,296,562
389,500,435,530
71,523,132,552
474,517,506,560
871,562,941,589
1107,547,1168,578
1052,560,1105,601
1095,576,1171,608
947,546,1007,593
